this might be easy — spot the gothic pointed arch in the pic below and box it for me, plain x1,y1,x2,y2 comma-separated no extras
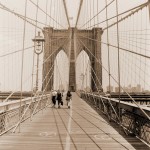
43,27,103,92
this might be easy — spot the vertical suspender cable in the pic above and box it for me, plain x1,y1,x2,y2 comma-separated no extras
105,0,111,93
53,0,55,27
44,0,48,92
84,0,88,91
88,0,91,91
56,0,59,90
53,0,56,89
93,0,96,91
35,2,40,93
45,0,48,26
97,0,99,27
49,0,52,26
144,8,148,91
30,0,39,120
90,0,94,92
19,0,28,132
80,1,86,91
83,0,85,90
57,0,59,89
115,0,121,130
49,0,53,89
148,0,150,22
93,0,95,29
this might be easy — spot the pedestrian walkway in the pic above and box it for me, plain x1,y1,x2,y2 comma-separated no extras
0,93,149,150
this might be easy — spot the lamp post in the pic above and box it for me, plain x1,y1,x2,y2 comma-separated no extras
32,31,45,91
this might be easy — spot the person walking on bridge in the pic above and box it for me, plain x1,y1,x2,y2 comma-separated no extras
57,90,63,108
66,91,72,109
51,90,57,108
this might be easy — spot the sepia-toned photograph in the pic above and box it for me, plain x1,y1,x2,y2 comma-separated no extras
0,0,150,149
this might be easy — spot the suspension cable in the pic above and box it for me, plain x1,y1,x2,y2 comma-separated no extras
13,61,55,132
77,39,119,120
105,0,111,94
81,2,149,30
29,0,66,29
3,37,70,103
78,35,150,59
79,0,115,29
75,0,83,28
19,0,28,132
62,0,70,28
0,46,34,58
77,37,150,120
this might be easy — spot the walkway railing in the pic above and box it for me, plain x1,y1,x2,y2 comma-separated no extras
0,94,51,135
81,92,150,145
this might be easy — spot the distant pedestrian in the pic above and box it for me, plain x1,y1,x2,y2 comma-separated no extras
51,90,57,107
66,91,72,108
57,90,63,108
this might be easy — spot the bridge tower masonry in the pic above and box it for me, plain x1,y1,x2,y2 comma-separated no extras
91,28,103,92
69,28,76,91
42,27,103,92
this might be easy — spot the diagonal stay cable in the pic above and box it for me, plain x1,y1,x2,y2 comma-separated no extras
76,39,112,119
103,1,149,30
0,46,34,58
29,39,72,116
29,0,66,29
0,3,43,30
13,60,55,132
87,58,119,120
0,2,67,32
75,0,83,28
0,37,67,59
29,0,39,122
79,0,115,29
19,0,28,132
80,1,149,30
78,35,150,59
30,68,55,118
77,37,150,120
0,6,47,27
62,0,70,27
3,37,70,103
43,37,70,66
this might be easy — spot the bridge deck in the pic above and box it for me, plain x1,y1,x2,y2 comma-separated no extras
0,93,149,150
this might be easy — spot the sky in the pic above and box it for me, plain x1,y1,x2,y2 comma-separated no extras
0,0,149,92
66,0,80,26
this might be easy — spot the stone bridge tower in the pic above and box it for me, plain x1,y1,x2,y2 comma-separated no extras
42,27,103,92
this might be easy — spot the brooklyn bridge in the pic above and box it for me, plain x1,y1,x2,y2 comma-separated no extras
0,0,150,149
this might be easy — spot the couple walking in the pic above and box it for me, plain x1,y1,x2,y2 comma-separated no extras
51,90,63,108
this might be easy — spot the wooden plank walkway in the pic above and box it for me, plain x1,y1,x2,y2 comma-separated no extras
0,93,149,150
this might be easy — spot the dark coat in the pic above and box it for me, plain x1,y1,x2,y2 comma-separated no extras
57,93,62,101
